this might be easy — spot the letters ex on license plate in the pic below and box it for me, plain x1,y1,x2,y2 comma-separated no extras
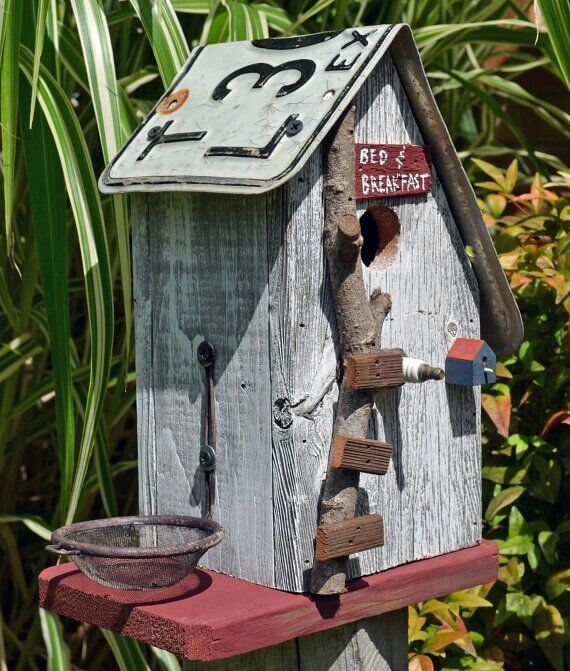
355,144,431,199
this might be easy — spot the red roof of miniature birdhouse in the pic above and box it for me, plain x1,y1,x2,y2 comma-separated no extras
447,338,488,361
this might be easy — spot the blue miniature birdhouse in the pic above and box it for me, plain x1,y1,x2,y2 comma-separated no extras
445,338,497,386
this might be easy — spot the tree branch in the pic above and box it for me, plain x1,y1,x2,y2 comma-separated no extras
310,104,391,595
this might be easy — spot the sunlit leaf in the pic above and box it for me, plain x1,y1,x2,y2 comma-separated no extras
485,485,524,521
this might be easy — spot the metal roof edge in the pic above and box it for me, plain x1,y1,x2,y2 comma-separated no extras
388,26,523,355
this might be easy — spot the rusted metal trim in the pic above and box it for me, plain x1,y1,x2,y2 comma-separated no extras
388,27,523,355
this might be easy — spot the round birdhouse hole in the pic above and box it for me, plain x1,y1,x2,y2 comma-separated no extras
360,205,400,270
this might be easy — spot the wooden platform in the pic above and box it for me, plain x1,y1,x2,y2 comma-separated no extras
39,540,498,662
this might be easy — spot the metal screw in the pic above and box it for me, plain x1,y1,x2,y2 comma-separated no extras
199,444,216,472
147,126,162,140
447,322,458,337
197,340,216,367
286,119,303,137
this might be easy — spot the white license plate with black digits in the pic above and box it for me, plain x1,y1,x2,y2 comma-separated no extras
100,26,397,194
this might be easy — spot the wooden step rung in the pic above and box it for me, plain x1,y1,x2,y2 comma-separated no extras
345,352,404,390
316,514,384,561
331,436,392,475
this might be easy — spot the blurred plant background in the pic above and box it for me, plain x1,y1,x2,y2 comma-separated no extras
0,0,568,669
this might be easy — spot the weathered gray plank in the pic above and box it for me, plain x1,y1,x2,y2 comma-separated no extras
134,191,275,586
352,53,481,576
298,610,408,671
267,153,339,591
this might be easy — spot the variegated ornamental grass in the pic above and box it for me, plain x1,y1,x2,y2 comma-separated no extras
0,0,568,669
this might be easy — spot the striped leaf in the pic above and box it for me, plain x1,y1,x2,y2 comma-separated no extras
29,0,50,126
536,0,570,89
129,0,190,86
0,335,42,384
151,647,182,671
101,630,151,671
0,514,52,540
1,0,22,259
70,0,133,375
255,4,294,33
20,66,75,510
19,46,114,525
174,0,212,13
39,610,71,671
223,0,268,40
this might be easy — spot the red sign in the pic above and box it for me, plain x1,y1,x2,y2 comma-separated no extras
355,144,431,199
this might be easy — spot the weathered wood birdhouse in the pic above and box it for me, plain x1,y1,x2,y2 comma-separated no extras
40,23,522,668
100,22,523,591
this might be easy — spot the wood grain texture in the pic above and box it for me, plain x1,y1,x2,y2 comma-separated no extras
39,541,498,662
298,610,408,671
345,352,404,390
331,436,392,474
351,51,482,578
316,514,384,561
267,151,339,592
133,191,275,586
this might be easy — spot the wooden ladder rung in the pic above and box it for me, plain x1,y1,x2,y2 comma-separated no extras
315,514,384,561
345,352,404,390
331,436,392,475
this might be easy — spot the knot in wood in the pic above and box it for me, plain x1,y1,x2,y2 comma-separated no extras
273,398,293,429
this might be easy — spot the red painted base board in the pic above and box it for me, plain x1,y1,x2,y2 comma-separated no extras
39,540,498,662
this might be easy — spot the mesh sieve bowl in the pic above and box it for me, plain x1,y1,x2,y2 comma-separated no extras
47,515,224,590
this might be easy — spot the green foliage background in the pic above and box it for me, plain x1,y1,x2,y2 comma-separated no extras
0,1,568,669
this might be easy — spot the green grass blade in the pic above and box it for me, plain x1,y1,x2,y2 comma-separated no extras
0,0,22,260
0,335,42,384
20,71,76,511
255,4,293,33
0,514,52,540
151,647,182,671
101,630,151,671
70,0,132,373
57,21,89,91
19,46,114,526
440,66,549,176
29,0,50,127
537,0,570,88
222,0,267,42
173,0,212,13
0,266,19,332
39,610,71,671
479,74,570,136
128,0,189,86
94,429,118,517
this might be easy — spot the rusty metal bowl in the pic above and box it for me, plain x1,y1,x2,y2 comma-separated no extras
47,515,224,590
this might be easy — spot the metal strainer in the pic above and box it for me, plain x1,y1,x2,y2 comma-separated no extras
47,515,224,590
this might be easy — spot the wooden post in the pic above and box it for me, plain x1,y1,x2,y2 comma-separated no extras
186,612,408,671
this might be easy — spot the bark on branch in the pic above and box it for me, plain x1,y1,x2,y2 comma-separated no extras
310,104,391,596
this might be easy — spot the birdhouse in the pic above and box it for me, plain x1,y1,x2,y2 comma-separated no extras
40,24,522,667
446,338,497,386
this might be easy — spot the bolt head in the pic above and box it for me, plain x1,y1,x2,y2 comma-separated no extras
197,340,216,367
147,126,162,140
199,445,216,471
286,119,303,137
